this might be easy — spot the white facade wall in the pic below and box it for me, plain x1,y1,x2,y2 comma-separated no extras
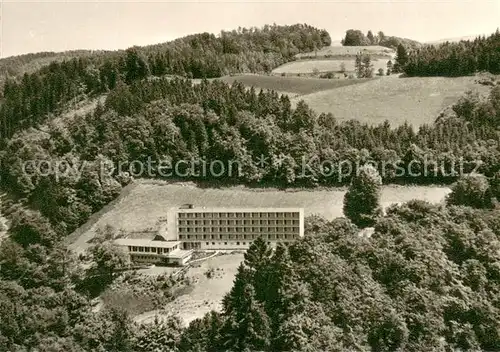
117,242,191,266
176,208,304,250
187,240,294,251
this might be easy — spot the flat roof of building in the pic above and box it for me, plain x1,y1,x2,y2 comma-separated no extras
125,231,158,241
168,249,193,259
176,207,304,213
114,239,181,248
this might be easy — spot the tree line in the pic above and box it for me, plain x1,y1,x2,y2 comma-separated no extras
143,23,331,78
342,29,422,50
0,23,330,141
401,29,500,76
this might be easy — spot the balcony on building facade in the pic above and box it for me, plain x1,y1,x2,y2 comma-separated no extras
175,207,304,250
114,238,192,266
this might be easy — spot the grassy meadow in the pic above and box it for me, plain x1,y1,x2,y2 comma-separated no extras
293,45,395,59
271,44,395,77
272,58,391,75
215,74,373,96
291,75,490,127
68,180,451,255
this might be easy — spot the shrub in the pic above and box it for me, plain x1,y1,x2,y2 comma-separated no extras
446,173,493,209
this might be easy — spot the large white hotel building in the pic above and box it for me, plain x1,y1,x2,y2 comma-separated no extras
176,207,304,250
114,206,305,265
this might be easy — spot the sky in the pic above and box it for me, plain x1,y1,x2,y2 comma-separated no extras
1,0,499,58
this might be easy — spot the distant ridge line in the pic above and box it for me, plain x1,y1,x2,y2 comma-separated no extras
426,34,488,44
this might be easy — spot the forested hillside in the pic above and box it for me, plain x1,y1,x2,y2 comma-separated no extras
178,201,500,351
0,50,96,89
0,24,330,141
0,25,332,349
3,76,500,239
3,200,500,350
342,29,422,50
1,22,500,351
142,24,332,77
401,30,500,76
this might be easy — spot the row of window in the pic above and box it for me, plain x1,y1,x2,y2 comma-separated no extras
127,246,177,254
179,226,300,233
178,219,300,226
131,255,182,264
178,212,299,219
179,234,296,240
131,255,158,260
203,241,273,246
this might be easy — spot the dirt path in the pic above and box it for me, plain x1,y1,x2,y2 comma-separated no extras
134,253,244,327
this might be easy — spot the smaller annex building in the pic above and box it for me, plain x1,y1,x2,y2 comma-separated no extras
114,238,192,266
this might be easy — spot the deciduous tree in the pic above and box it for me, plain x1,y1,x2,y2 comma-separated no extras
343,164,382,227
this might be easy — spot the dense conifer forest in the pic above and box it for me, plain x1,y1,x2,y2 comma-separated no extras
0,50,97,92
401,30,500,76
1,23,500,351
0,23,330,140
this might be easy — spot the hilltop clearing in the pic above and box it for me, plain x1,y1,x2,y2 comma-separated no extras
294,45,394,60
272,45,395,77
291,75,491,127
272,58,391,76
213,74,374,96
